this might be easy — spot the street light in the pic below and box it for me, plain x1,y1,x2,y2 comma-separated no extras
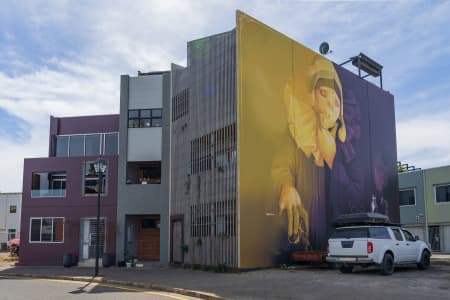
94,158,107,277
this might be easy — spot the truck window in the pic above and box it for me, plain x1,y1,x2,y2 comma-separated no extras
401,229,415,241
391,228,404,241
368,227,391,239
331,228,368,239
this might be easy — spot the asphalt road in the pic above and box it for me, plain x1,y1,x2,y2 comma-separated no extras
0,277,202,300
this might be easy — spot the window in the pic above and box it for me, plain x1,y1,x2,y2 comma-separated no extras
9,205,17,214
190,203,212,237
7,229,16,240
399,189,415,206
190,123,236,174
104,133,119,155
29,217,64,243
172,88,189,121
54,133,119,157
391,228,404,241
435,184,450,203
85,134,101,156
330,228,368,239
126,161,161,184
83,161,107,194
31,172,66,197
69,135,84,157
402,230,415,242
55,136,69,157
368,227,391,239
214,200,236,236
128,108,163,128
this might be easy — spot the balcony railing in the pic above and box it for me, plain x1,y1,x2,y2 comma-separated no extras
31,189,66,198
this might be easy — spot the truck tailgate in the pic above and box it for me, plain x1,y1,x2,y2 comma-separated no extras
329,237,368,256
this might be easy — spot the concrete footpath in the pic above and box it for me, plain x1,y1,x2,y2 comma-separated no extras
1,256,450,300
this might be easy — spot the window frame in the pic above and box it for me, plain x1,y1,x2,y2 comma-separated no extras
127,108,163,128
9,205,17,214
29,217,65,243
434,183,450,205
54,132,119,157
82,160,108,196
84,133,102,157
31,171,67,198
7,229,16,241
399,188,416,207
391,228,404,241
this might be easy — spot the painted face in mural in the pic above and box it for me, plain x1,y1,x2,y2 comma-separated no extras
314,85,341,130
279,57,346,246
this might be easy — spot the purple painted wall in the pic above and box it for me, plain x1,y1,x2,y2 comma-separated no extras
48,114,119,156
20,115,119,266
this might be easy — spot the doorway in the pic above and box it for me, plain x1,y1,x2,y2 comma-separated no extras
80,218,106,260
170,216,184,264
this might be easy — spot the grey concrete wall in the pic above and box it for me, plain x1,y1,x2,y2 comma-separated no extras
399,170,425,225
116,73,170,265
127,128,162,161
129,75,163,109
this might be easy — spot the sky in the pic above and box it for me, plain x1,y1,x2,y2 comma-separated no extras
0,0,449,192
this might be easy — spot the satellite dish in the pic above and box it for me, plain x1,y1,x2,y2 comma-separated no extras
319,42,331,55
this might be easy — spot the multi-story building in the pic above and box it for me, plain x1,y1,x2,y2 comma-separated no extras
0,193,22,249
20,115,119,265
115,71,171,265
399,166,450,253
170,11,399,269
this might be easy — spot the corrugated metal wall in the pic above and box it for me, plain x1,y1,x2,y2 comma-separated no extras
170,30,238,267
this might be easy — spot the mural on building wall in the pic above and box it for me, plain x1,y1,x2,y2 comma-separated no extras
237,11,399,268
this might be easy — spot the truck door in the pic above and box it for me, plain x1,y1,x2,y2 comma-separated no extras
402,229,420,262
391,228,408,262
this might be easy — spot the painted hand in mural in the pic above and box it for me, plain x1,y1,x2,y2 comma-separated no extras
279,182,309,245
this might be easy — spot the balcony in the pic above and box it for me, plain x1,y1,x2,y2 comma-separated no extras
31,189,66,198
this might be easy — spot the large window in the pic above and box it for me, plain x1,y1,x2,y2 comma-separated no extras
104,133,119,155
435,184,450,203
29,217,64,243
126,161,161,184
84,134,101,156
31,172,66,197
128,108,163,128
54,133,119,157
83,161,107,195
399,189,415,206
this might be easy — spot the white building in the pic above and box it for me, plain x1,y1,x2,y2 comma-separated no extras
0,193,22,249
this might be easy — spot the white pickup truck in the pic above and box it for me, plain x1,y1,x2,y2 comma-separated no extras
326,217,431,275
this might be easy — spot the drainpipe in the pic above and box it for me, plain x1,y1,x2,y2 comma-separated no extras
421,170,429,247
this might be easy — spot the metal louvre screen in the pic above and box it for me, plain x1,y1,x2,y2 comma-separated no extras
170,30,238,267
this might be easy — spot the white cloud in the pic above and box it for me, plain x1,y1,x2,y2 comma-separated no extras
397,111,450,169
0,1,450,191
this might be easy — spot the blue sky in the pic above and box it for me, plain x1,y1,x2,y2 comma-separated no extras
0,0,450,192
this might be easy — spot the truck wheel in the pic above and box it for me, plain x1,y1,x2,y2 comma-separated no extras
380,253,394,275
339,264,353,274
417,250,430,270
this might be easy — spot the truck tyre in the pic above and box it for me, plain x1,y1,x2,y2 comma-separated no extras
339,264,353,274
380,253,394,275
417,250,430,270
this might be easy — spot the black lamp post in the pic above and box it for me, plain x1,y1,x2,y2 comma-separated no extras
94,158,107,277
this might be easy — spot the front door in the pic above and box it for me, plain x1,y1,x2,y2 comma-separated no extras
171,217,184,264
80,219,106,260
